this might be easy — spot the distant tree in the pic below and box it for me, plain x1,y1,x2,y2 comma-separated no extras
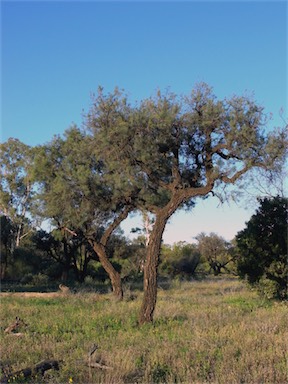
0,139,36,248
86,84,287,323
32,228,87,282
0,225,52,283
236,196,288,299
0,215,15,278
159,242,200,278
195,232,234,275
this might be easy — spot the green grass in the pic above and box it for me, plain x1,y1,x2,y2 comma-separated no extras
1,278,287,383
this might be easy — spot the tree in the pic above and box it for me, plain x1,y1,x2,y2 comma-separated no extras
0,215,15,278
85,84,287,323
159,242,200,278
236,196,287,299
33,227,103,283
196,232,233,275
0,139,36,248
33,127,137,298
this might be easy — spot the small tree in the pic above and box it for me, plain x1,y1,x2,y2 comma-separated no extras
236,196,288,299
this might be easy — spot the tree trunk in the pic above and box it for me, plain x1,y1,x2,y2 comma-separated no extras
61,268,69,283
92,242,123,300
138,214,168,324
61,240,70,283
15,224,22,248
0,246,9,279
138,190,189,325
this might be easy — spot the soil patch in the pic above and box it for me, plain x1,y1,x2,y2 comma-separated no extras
0,292,62,298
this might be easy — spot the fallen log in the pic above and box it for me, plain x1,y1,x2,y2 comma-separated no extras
0,360,60,383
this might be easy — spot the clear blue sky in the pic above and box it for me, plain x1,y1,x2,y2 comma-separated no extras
1,1,287,244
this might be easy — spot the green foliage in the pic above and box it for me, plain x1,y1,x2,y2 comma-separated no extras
196,232,234,275
0,215,15,278
159,242,200,278
236,196,288,299
29,273,50,287
86,84,287,214
0,139,36,248
256,275,284,300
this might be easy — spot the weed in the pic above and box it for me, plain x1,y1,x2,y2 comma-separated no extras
151,363,172,383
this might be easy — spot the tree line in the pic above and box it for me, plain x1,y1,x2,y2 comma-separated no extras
1,83,287,323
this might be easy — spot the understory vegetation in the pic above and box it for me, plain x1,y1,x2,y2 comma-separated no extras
1,278,287,383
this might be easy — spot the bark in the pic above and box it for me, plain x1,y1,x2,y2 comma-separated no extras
138,213,168,324
87,206,132,300
91,242,123,300
61,269,69,283
0,247,8,279
77,257,90,283
138,183,214,325
61,238,71,282
15,223,22,248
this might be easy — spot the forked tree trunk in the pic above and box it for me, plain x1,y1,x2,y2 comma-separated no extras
138,214,168,324
138,192,188,325
92,242,123,300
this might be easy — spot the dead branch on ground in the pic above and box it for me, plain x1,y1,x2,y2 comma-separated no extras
0,360,61,384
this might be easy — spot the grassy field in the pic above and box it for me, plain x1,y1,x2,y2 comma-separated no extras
1,278,287,383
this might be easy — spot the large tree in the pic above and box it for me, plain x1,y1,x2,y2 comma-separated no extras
86,84,287,323
34,127,138,298
236,196,287,299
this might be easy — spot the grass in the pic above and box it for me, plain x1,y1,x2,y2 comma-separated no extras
1,277,287,383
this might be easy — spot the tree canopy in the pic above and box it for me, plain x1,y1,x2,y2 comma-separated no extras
196,232,234,275
0,138,36,249
84,83,287,323
236,196,287,299
33,126,139,297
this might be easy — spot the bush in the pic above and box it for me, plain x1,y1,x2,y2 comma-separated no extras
255,276,282,300
20,273,34,285
31,273,50,286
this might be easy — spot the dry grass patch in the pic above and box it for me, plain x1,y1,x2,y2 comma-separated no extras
1,278,287,383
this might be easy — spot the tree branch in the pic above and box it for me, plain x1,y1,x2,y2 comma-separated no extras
100,205,132,245
220,166,251,184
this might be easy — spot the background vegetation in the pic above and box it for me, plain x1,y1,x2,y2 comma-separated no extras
1,196,286,302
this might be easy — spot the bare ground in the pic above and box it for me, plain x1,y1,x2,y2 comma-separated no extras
0,292,62,298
